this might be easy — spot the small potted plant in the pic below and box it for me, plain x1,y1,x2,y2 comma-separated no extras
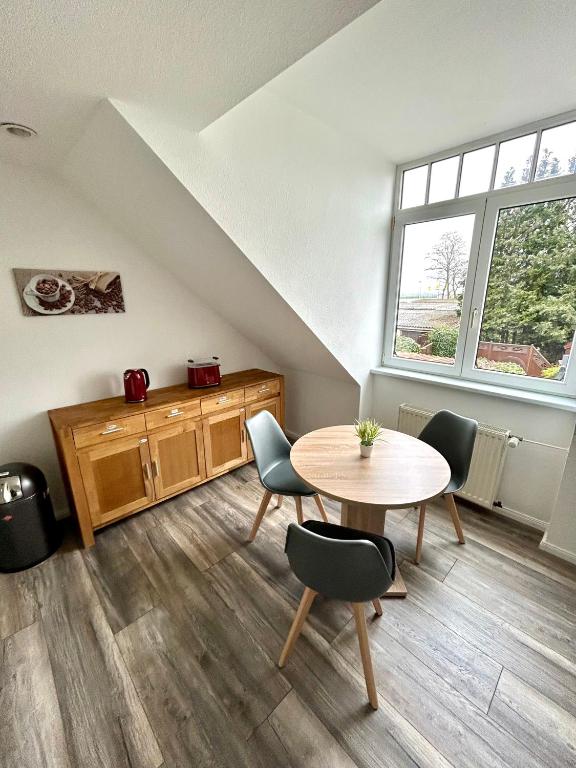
354,418,384,458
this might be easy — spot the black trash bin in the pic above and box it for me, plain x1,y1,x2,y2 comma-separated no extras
0,462,61,572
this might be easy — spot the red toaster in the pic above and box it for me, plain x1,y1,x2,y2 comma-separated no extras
187,357,221,388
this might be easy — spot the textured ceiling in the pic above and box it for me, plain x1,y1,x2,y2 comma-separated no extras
0,0,377,167
269,0,576,162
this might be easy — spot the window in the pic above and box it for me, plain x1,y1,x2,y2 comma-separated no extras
473,197,576,382
428,156,459,203
387,111,576,398
458,146,495,197
494,133,536,189
401,165,427,208
393,214,475,366
535,122,576,180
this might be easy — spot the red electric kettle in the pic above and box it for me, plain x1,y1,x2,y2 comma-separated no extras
124,369,150,403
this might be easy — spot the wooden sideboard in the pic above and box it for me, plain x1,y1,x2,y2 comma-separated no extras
49,369,284,547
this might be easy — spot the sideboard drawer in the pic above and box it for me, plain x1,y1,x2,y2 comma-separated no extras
73,415,146,450
201,388,244,415
145,401,201,431
244,379,281,403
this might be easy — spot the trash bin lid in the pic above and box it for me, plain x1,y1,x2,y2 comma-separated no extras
0,462,46,504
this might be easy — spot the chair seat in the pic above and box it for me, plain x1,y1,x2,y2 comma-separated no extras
262,459,316,496
302,520,396,580
432,470,461,495
445,477,461,494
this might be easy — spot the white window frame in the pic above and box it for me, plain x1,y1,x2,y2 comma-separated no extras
384,110,576,399
461,179,576,396
383,198,486,378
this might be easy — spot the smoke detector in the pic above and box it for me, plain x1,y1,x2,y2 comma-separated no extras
0,123,37,138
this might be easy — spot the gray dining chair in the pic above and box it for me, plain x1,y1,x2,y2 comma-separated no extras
279,520,396,710
245,411,328,541
415,409,478,563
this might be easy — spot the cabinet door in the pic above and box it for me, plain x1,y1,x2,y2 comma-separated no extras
148,419,206,499
78,435,154,527
203,407,247,477
245,397,282,460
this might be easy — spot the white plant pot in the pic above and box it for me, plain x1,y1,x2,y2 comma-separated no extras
360,443,373,458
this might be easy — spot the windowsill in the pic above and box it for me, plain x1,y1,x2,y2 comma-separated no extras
371,366,576,412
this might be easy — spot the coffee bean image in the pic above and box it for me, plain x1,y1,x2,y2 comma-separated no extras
38,284,73,311
36,277,59,295
16,269,126,315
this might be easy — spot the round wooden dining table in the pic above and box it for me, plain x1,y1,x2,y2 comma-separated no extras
291,425,451,597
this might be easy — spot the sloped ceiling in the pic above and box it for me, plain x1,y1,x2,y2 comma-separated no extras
61,100,353,384
269,0,576,162
0,0,378,168
114,94,392,387
4,1,576,169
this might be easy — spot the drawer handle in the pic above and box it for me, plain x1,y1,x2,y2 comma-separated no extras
101,425,124,435
218,396,228,403
258,386,270,393
167,409,184,418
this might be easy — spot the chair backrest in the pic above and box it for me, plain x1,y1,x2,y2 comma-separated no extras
285,523,394,602
245,410,292,481
418,409,478,491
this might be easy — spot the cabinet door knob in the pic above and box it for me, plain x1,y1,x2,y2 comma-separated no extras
143,464,151,480
152,460,159,478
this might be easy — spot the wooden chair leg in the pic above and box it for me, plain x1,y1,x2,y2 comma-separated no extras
372,598,383,617
279,587,317,668
415,504,426,564
248,490,273,541
352,603,378,710
276,495,284,508
445,493,465,544
295,496,304,525
313,494,329,523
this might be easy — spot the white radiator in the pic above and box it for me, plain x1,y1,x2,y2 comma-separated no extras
397,404,510,510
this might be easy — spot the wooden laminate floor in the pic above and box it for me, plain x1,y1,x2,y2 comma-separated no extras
2,463,576,767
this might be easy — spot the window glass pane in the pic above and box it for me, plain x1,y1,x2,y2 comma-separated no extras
494,133,536,189
394,215,476,366
475,197,576,381
458,146,495,197
401,165,428,208
428,156,459,203
535,122,576,180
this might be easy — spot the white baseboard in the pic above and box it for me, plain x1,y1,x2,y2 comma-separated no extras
490,504,547,532
539,531,576,566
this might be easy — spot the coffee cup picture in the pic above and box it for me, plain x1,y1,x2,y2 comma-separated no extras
13,268,125,316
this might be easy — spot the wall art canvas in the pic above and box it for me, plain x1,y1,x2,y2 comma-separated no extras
13,268,125,316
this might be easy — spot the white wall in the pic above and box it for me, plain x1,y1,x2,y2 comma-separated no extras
60,101,363,440
61,101,349,385
371,373,575,528
542,427,576,563
0,163,276,516
116,92,395,390
284,369,360,439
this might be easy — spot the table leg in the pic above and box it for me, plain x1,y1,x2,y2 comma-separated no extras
341,503,407,599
